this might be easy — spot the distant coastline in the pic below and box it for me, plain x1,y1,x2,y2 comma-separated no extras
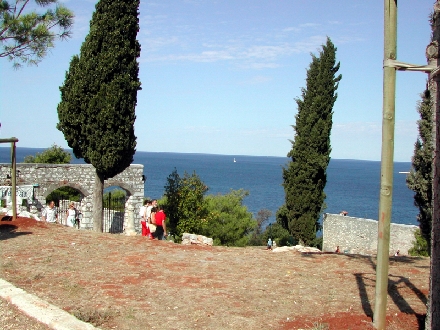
0,146,412,164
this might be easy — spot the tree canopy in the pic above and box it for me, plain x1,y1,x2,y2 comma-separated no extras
203,189,256,247
280,37,341,246
0,0,73,67
407,89,433,255
24,143,71,164
57,0,141,231
162,169,257,246
163,169,209,236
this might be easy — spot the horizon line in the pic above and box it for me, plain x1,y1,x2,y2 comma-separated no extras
0,146,413,163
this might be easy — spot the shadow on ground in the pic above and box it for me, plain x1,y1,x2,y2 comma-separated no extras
0,224,32,240
350,253,427,330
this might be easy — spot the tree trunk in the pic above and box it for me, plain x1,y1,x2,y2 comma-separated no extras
93,170,104,232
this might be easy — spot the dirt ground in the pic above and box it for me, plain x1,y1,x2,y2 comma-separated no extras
0,216,430,330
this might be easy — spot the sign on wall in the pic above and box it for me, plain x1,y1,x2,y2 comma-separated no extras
0,185,34,200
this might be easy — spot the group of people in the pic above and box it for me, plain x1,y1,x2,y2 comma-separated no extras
40,200,80,229
139,199,167,240
42,198,168,237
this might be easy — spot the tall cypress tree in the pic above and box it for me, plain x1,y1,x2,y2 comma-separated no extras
406,89,433,254
280,37,341,246
57,0,141,232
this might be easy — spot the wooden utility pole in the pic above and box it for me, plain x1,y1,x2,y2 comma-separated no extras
372,1,440,328
373,1,397,328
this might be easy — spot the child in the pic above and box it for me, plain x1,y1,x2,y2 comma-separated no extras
267,238,273,250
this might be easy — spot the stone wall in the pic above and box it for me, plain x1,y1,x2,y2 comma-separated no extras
322,213,418,256
0,163,145,232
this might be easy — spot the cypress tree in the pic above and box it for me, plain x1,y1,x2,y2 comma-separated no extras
57,0,141,232
280,37,341,246
406,89,433,254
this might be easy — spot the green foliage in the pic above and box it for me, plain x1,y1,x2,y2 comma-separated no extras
309,236,323,250
103,189,126,211
57,0,141,181
163,169,209,236
263,222,292,246
0,0,74,67
163,169,181,234
276,204,289,231
46,186,81,204
162,170,256,246
57,0,141,231
248,208,272,246
280,37,341,246
203,189,256,247
255,209,272,233
24,144,71,164
408,228,430,257
406,89,433,255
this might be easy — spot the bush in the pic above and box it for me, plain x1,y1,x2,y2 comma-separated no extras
264,222,291,246
309,236,323,250
202,189,256,247
408,229,429,257
163,169,208,236
24,144,71,164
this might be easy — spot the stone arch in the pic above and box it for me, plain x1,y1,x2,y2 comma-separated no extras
42,183,91,199
104,181,135,196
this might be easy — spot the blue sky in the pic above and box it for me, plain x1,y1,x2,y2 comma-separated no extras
0,1,435,161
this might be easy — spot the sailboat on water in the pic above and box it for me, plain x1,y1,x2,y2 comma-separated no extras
233,158,236,163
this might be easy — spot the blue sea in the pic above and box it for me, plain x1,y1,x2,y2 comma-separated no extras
0,147,418,226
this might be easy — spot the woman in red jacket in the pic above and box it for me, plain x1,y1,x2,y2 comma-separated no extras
153,205,167,240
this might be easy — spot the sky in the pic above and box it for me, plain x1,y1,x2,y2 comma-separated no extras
0,1,436,162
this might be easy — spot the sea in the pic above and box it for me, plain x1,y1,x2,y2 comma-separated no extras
0,147,418,226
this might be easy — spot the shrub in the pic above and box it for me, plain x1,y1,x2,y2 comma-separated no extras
264,222,291,246
408,228,429,257
202,189,256,247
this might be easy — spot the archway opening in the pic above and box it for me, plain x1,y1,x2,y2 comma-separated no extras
46,186,83,227
103,186,128,233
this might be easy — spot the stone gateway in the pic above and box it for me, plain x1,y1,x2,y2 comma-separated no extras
0,163,145,232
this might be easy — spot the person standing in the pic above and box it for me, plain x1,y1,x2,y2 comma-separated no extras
41,201,57,223
145,200,153,222
144,200,154,238
267,238,273,250
139,199,149,236
65,202,76,227
153,205,167,240
148,206,158,238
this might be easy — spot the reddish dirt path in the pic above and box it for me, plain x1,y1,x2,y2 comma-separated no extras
0,216,430,329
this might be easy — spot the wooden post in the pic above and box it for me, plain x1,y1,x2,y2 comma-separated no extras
11,141,17,221
373,1,397,328
0,138,19,221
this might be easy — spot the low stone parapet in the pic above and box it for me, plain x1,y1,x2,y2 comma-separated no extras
322,213,418,256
